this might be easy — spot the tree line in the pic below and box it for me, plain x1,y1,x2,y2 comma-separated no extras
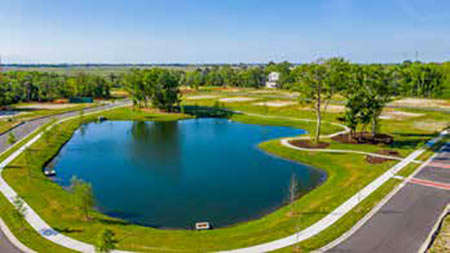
0,71,111,106
1,60,449,111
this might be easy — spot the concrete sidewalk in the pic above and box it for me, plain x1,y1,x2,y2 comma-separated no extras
0,101,130,253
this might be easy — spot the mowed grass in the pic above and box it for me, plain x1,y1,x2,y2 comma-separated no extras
0,91,448,252
2,106,398,252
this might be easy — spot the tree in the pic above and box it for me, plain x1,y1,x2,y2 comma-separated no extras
96,229,117,253
153,70,181,112
70,176,95,221
355,65,393,136
7,132,16,146
293,58,350,142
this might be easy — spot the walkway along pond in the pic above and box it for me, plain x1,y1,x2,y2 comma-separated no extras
48,118,325,229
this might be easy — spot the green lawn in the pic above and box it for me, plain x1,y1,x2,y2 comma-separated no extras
0,97,448,252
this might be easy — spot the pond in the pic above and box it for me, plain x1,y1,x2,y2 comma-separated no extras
49,118,325,229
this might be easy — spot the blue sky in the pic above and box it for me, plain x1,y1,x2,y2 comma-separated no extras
0,0,449,63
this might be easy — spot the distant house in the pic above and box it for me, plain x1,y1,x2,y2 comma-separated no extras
265,72,280,88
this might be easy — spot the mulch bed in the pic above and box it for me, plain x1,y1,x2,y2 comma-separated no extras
366,150,402,164
289,140,330,149
332,132,394,145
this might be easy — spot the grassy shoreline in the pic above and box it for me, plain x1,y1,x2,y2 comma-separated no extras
0,104,447,252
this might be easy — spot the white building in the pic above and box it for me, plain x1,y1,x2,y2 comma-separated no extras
265,72,280,88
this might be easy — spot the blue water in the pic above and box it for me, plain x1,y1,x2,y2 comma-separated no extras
50,118,324,229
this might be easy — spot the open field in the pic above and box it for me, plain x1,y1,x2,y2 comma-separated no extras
0,86,447,252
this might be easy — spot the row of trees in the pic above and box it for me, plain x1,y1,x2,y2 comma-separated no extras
294,58,400,143
122,68,181,111
177,61,448,98
0,71,111,106
181,65,266,88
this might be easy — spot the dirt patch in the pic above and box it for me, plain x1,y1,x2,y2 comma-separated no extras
366,150,401,164
251,90,277,94
253,100,297,107
16,103,80,110
414,121,449,132
219,97,257,103
185,95,217,100
332,132,394,145
380,109,424,120
289,140,330,149
389,98,450,108
324,105,345,113
300,104,345,113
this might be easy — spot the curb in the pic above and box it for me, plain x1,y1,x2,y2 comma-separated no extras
316,145,443,252
0,122,25,137
419,204,450,253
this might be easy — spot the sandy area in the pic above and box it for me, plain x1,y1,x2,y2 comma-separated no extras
300,104,345,113
16,103,80,110
390,98,450,108
380,109,424,120
324,105,345,113
219,97,257,102
253,100,297,107
185,95,217,100
251,90,278,94
413,121,449,132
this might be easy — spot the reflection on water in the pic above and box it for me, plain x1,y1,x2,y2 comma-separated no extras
51,118,325,229
130,121,181,180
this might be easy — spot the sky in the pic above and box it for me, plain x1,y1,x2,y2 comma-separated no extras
0,0,449,64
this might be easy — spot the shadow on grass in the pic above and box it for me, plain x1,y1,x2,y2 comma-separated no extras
97,218,130,226
54,227,84,234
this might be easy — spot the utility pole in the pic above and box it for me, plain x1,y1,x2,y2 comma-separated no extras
415,51,419,62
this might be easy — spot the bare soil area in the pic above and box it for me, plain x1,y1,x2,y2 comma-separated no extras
219,97,257,102
413,121,449,132
289,140,331,149
332,132,394,145
185,95,218,100
253,100,297,107
366,150,401,164
389,98,450,108
380,109,424,120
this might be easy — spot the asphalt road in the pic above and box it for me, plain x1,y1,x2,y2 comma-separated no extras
0,101,129,153
0,100,129,253
329,143,450,253
0,228,22,253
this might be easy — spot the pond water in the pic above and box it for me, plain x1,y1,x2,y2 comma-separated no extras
49,118,324,229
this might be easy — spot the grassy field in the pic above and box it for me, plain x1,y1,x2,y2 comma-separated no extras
0,89,448,252
429,212,450,253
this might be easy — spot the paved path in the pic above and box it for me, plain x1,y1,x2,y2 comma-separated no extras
328,142,450,253
219,131,446,252
0,101,130,253
0,106,445,253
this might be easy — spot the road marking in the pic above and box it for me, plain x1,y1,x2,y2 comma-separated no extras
409,178,450,191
